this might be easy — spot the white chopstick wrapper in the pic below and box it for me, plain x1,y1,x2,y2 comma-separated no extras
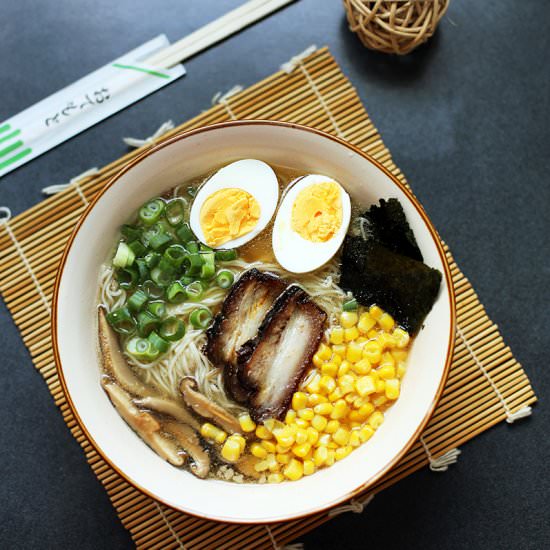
0,35,184,178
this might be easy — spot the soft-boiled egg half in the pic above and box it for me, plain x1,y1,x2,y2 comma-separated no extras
272,175,351,273
190,159,279,249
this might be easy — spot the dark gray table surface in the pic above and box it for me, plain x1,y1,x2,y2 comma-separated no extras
1,1,548,549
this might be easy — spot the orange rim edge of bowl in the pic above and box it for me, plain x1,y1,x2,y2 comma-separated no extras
51,120,457,525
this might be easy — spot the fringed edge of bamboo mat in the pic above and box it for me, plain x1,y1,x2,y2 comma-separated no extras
0,47,536,550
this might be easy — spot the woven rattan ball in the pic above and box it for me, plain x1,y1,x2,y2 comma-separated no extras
343,0,449,55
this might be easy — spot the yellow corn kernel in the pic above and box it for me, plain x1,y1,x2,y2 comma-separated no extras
250,442,268,459
346,341,363,362
378,363,395,380
313,402,333,416
221,437,242,462
357,312,376,334
325,449,336,466
329,326,344,345
303,459,315,475
377,332,396,350
349,429,362,447
298,408,314,421
294,418,309,429
255,425,272,440
359,425,375,443
273,427,295,448
254,460,270,472
295,428,308,445
285,409,297,425
276,442,291,453
332,427,350,446
312,353,323,368
292,392,308,410
264,418,284,432
313,446,328,466
317,343,332,360
330,399,349,419
340,311,358,328
392,327,410,348
307,393,327,406
376,380,386,393
368,411,384,429
372,394,387,407
306,373,322,394
316,433,331,446
352,358,371,375
359,402,375,418
344,326,360,342
381,351,395,367
328,388,344,402
367,329,379,339
385,378,400,400
231,434,246,452
321,362,338,377
345,392,357,404
265,453,278,470
356,375,376,397
338,360,352,377
200,423,227,444
311,414,328,432
397,361,407,379
378,312,395,331
363,341,382,364
331,353,343,367
335,445,353,461
392,349,408,362
276,452,291,465
369,304,383,320
332,343,347,358
325,420,340,434
307,426,319,445
339,374,356,395
261,440,277,453
283,458,304,481
268,473,284,483
292,442,311,458
238,413,256,433
320,375,336,394
348,410,366,423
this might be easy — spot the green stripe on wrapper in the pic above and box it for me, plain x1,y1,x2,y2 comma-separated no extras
0,129,20,145
112,63,171,79
0,147,32,170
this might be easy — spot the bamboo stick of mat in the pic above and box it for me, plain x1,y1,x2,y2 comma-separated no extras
0,47,536,549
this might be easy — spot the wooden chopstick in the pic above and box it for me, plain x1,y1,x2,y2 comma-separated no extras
145,0,297,69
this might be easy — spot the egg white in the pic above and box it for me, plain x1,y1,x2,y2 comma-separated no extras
189,159,279,249
272,174,351,273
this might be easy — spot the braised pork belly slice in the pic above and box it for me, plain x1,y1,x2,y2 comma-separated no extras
204,268,287,402
237,286,327,421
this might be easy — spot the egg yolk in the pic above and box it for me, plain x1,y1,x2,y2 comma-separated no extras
200,188,261,247
291,181,342,242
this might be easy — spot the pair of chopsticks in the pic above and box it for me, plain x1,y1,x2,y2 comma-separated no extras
146,0,297,69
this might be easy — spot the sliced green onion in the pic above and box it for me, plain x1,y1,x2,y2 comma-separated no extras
160,317,185,341
186,185,197,197
147,301,166,318
216,269,235,289
142,280,164,299
106,307,136,335
163,244,187,268
180,275,194,286
343,298,358,311
150,266,173,287
166,280,187,304
189,307,213,330
144,251,161,269
200,243,213,252
121,224,141,241
147,331,170,354
183,252,203,276
128,240,147,257
126,337,159,361
127,289,148,312
200,251,216,279
175,223,195,243
139,198,165,225
185,280,203,301
113,242,135,268
215,249,238,262
149,231,173,251
185,241,200,254
135,259,149,282
137,310,160,337
165,198,188,226
116,266,138,290
141,224,161,247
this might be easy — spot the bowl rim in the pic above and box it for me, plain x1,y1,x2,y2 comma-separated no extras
51,119,456,524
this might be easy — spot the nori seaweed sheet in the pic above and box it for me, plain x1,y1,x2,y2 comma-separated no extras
340,237,441,335
359,198,423,262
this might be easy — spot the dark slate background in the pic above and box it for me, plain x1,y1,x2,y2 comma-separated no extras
1,1,548,548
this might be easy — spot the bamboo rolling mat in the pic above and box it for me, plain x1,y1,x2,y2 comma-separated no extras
0,47,536,549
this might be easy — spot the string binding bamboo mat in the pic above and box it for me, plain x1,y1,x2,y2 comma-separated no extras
0,47,536,549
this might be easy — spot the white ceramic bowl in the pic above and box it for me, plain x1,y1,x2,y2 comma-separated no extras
53,121,455,524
